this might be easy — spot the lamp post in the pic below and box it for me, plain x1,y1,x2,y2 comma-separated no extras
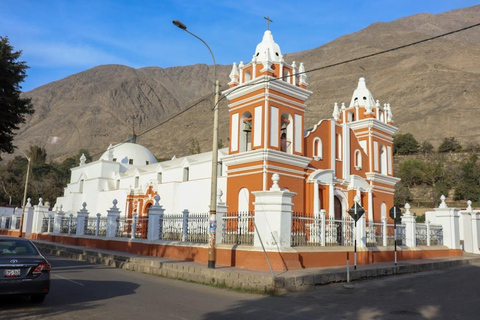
173,20,220,269
19,154,31,237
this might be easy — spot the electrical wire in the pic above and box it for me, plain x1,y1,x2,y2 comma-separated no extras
90,21,480,159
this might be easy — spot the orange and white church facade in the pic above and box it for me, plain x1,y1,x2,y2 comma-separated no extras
55,29,400,233
222,29,399,223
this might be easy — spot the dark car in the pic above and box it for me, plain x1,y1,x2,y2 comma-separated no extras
0,236,51,303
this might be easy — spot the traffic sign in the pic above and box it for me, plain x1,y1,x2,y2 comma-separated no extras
389,206,402,222
348,203,365,222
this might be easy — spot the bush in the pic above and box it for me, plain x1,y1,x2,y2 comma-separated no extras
393,133,419,155
438,137,462,153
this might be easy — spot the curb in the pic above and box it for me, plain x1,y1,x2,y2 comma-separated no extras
34,241,480,294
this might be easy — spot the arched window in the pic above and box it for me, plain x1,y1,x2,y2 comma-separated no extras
336,134,342,160
240,112,252,152
183,167,189,181
157,172,162,184
135,176,139,188
354,150,362,170
380,145,387,174
281,113,292,153
79,179,84,193
313,138,322,160
116,179,120,189
381,202,387,219
284,70,291,83
245,70,251,82
348,112,355,122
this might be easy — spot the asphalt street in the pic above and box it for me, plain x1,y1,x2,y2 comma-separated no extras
1,255,479,320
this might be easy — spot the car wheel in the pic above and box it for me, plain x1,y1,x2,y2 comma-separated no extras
31,294,46,303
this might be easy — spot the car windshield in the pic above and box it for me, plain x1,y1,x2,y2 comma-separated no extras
0,239,39,256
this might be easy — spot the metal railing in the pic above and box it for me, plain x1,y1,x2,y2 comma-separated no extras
59,216,76,234
185,213,209,243
222,212,254,245
161,214,183,241
41,217,54,233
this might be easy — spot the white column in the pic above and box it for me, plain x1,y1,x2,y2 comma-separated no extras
106,199,121,238
471,210,480,254
368,188,373,222
328,183,335,219
147,194,165,240
313,180,319,215
33,198,49,234
76,202,89,236
252,174,296,248
54,207,64,233
401,203,416,247
356,214,366,248
432,196,460,249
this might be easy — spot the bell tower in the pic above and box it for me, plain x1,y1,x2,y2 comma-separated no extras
222,29,312,212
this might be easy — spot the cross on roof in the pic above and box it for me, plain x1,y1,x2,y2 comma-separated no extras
264,16,273,30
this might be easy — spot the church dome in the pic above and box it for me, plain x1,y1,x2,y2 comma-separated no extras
100,143,157,166
253,30,283,63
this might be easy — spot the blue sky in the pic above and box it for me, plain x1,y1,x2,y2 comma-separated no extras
1,0,478,92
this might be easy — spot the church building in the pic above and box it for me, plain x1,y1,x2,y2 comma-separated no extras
55,29,399,225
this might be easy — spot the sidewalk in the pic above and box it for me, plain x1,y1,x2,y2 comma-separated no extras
33,240,480,294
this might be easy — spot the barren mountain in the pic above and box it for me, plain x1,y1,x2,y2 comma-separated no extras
11,5,480,162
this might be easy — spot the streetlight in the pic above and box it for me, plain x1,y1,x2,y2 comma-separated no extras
173,19,220,269
19,154,31,237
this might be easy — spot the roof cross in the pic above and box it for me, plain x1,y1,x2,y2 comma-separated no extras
264,16,273,30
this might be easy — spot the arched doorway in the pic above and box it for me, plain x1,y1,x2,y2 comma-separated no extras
334,196,343,244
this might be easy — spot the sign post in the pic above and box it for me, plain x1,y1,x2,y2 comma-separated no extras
389,206,403,266
348,196,365,270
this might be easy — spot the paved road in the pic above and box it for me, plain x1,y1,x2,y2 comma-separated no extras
1,255,480,319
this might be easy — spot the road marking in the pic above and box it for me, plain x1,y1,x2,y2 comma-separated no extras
52,274,85,286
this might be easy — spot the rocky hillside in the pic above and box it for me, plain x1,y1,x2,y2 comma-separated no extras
11,5,480,162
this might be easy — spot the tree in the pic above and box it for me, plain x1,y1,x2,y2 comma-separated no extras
0,36,34,160
438,137,462,153
188,138,201,155
397,159,424,187
454,155,480,202
419,141,434,154
27,145,47,165
393,133,419,155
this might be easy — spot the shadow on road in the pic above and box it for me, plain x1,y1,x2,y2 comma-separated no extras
0,256,140,320
201,263,480,320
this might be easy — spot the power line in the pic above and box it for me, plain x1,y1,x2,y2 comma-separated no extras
93,21,480,159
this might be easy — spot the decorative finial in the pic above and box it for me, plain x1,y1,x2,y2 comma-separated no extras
107,144,114,161
270,173,281,191
39,197,44,206
154,194,160,206
467,200,472,212
264,16,273,30
332,102,340,121
80,153,87,166
217,189,223,204
112,199,118,209
404,203,412,215
439,195,448,208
